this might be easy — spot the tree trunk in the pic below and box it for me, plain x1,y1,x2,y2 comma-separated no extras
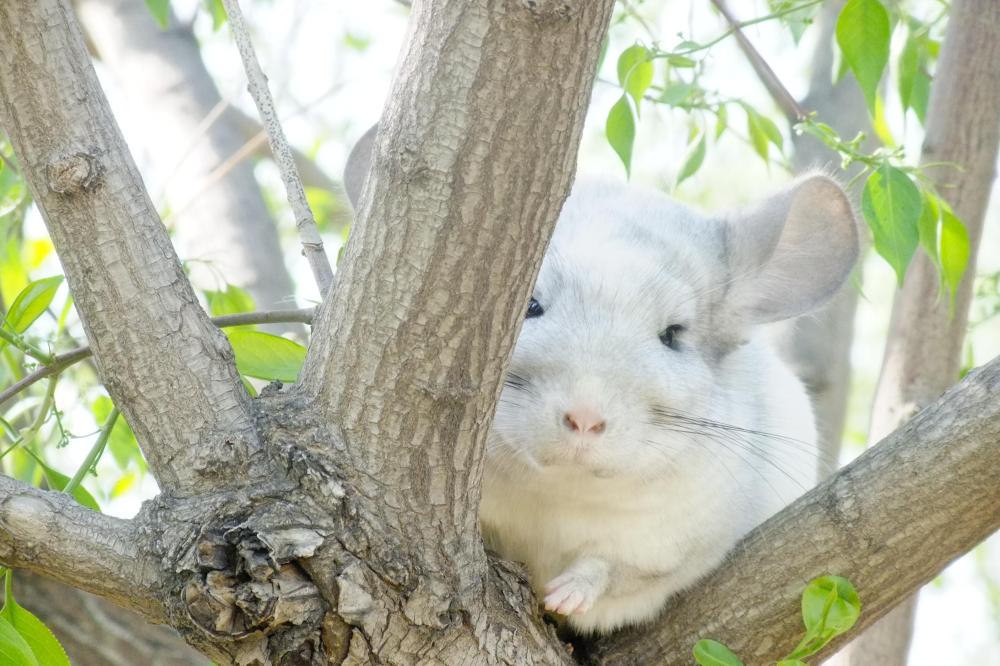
76,0,300,317
847,1,1000,664
1,0,999,664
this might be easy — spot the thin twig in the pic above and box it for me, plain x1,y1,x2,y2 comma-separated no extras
219,0,335,294
0,308,315,409
709,0,808,122
618,0,657,41
64,406,119,494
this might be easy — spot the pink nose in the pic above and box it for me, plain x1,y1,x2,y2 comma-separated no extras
563,408,606,435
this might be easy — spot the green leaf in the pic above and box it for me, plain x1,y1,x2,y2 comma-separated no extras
606,95,636,178
898,32,920,113
756,113,784,151
204,284,255,318
143,0,171,28
693,639,744,666
861,165,922,285
225,330,306,383
836,0,890,112
744,106,770,163
0,616,38,666
676,132,706,186
616,45,654,110
910,70,931,124
666,54,696,68
203,0,226,30
660,82,695,106
38,461,101,512
789,575,861,659
4,276,63,334
714,104,728,139
940,206,970,302
776,661,809,666
917,191,940,265
0,578,69,666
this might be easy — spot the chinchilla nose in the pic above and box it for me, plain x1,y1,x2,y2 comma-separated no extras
563,406,606,435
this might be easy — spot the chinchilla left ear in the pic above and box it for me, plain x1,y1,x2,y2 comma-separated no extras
343,123,379,212
723,174,860,324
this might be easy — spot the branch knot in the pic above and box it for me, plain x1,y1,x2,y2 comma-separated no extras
46,151,103,194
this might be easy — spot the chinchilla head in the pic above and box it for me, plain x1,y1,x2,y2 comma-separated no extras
342,126,858,481
491,177,858,480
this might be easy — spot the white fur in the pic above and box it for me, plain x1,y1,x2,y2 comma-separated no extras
480,179,840,634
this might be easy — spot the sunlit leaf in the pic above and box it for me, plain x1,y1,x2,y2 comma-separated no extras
143,0,170,29
660,82,695,107
667,54,696,68
616,45,654,110
203,0,226,30
744,106,770,163
606,95,636,178
917,191,940,265
225,330,306,383
861,165,922,285
898,32,920,113
204,284,255,318
0,579,69,666
836,0,890,113
693,639,743,666
714,104,728,139
940,206,970,303
0,615,37,666
4,276,63,334
676,132,706,187
38,461,101,512
787,575,862,659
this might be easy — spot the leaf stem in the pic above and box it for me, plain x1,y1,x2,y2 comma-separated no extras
0,327,54,365
63,407,119,496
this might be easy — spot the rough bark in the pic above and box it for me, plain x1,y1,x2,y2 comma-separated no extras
6,573,206,666
76,0,300,318
587,354,1000,664
0,475,166,622
847,1,1000,663
298,0,615,631
0,0,258,495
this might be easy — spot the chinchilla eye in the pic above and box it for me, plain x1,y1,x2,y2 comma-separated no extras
526,297,544,319
659,324,684,350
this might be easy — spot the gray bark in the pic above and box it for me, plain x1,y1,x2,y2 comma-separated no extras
1,0,998,664
76,0,300,315
848,1,1000,663
0,0,258,495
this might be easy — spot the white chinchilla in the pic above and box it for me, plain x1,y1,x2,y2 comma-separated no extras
343,128,859,635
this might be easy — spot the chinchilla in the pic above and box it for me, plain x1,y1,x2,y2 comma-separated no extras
343,126,859,634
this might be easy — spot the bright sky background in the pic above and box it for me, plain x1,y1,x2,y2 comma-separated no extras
35,0,997,662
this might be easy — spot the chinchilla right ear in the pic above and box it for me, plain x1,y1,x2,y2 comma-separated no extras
343,123,379,212
724,174,860,324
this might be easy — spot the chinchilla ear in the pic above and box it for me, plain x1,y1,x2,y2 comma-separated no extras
343,123,379,212
724,174,859,324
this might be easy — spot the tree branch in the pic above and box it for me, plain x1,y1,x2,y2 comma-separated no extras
219,0,334,295
0,308,315,409
77,0,303,321
848,1,1000,661
0,0,259,495
0,475,166,623
709,0,806,122
587,354,1000,664
300,0,615,620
